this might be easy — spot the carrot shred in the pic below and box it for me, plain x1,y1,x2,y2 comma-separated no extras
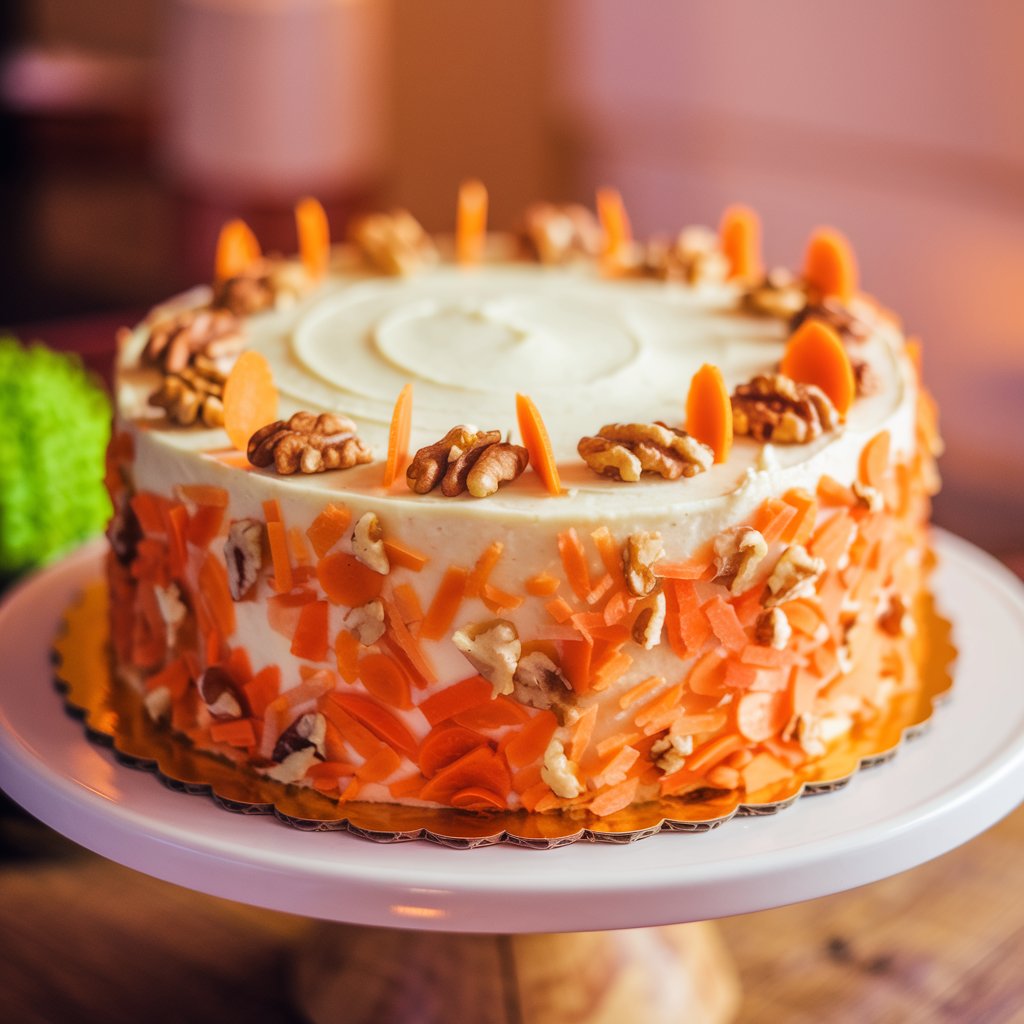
590,526,624,582
453,696,531,731
357,652,413,710
740,644,794,669
810,511,856,570
244,665,281,718
781,488,818,545
321,701,385,760
389,772,426,799
654,556,715,581
455,178,488,266
306,503,351,559
383,383,413,488
451,786,507,811
503,711,559,769
144,656,191,699
130,492,168,535
166,504,188,577
670,711,729,738
515,393,561,495
198,553,236,637
465,541,504,598
634,683,684,730
568,704,598,763
525,573,559,597
186,505,224,549
262,498,282,523
224,646,253,685
267,588,315,639
591,649,632,692
214,217,261,282
179,484,229,508
419,745,511,804
419,565,469,641
619,675,664,710
724,659,758,690
379,538,428,575
687,732,745,775
356,745,403,784
589,776,639,818
602,590,634,627
704,596,748,651
719,204,762,280
266,521,294,594
287,526,313,568
417,675,492,727
557,528,592,601
393,583,424,625
381,598,437,685
317,551,383,607
686,363,733,463
783,600,825,637
209,718,257,748
753,498,798,545
481,583,524,613
327,692,419,759
418,724,490,778
545,596,575,624
519,780,552,812
334,629,361,684
294,196,330,279
560,636,594,694
584,573,614,606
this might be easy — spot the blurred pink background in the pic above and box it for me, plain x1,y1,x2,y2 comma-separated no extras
1,0,1021,551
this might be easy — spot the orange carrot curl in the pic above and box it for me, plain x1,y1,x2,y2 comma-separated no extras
295,196,330,279
456,179,488,266
719,205,762,280
215,218,261,282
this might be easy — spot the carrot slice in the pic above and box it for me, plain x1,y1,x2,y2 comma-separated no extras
803,227,858,303
295,196,330,279
186,505,224,549
381,599,437,685
328,692,419,759
451,786,506,811
317,551,383,607
389,772,426,799
214,218,261,282
420,746,511,804
456,178,488,266
525,573,559,597
453,696,531,731
817,474,857,508
557,528,592,601
383,537,428,572
481,583,523,614
687,648,728,697
244,665,281,718
735,690,788,742
568,704,599,762
289,600,328,661
418,724,490,778
686,363,733,464
223,350,279,452
383,383,413,488
545,596,575,624
589,776,639,818
781,488,817,545
703,596,748,651
306,504,352,559
515,393,561,495
503,711,559,770
560,636,594,695
719,204,762,280
266,521,293,594
742,751,793,795
687,732,745,775
466,541,504,598
596,186,631,267
356,745,402,784
417,675,493,727
179,484,229,508
781,320,856,417
334,629,361,684
357,652,413,710
859,430,891,490
724,659,758,690
419,566,469,641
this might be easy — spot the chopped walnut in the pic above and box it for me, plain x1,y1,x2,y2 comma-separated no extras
198,666,248,720
513,651,571,712
645,226,729,284
247,411,372,475
351,512,389,575
852,480,884,512
732,374,840,444
541,737,582,799
878,593,913,637
266,712,327,783
144,686,172,722
522,202,603,264
142,307,244,374
765,544,826,608
790,299,871,344
578,422,713,482
213,258,311,316
651,733,694,775
754,607,792,650
851,358,882,397
623,531,664,598
783,713,826,758
348,599,386,645
713,527,768,595
224,519,264,600
632,591,666,649
349,209,438,276
148,356,227,428
451,619,521,697
740,268,808,319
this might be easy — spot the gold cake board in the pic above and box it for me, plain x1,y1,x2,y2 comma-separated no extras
48,580,955,1023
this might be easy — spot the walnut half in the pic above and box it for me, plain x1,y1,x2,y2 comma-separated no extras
732,374,840,444
248,412,372,475
407,427,527,498
578,422,713,482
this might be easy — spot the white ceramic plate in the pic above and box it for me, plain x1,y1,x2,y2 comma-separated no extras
1,531,1022,934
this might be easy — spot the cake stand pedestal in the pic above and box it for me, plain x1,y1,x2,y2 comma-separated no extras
2,532,1024,1023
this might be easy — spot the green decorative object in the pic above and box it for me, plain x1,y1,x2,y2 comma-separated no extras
0,337,111,574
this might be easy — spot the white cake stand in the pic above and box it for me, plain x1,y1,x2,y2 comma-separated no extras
2,531,1023,1023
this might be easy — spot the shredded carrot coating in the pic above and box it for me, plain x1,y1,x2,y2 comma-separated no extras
525,572,559,597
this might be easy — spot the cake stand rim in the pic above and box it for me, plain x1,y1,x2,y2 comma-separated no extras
0,529,1022,934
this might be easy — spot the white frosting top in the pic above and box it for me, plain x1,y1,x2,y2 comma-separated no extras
117,251,916,543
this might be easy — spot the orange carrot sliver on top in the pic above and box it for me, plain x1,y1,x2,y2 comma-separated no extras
306,503,351,558
686,363,733,464
557,528,592,600
596,186,631,264
735,690,787,742
724,659,758,690
295,196,330,279
186,505,224,549
417,675,492,727
804,227,858,304
817,474,857,507
358,652,413,710
420,746,511,803
456,179,488,266
781,320,856,418
515,393,561,495
466,541,504,597
419,566,469,641
266,521,293,594
687,648,728,697
859,430,891,490
592,650,632,692
262,498,282,523
383,537,429,572
383,383,413,488
654,557,714,581
719,204,762,280
525,572,559,597
742,752,792,796
215,218,261,282
223,350,279,452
